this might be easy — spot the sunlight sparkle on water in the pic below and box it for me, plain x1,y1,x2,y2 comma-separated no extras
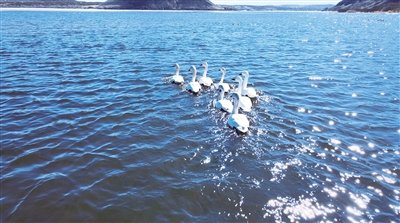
329,139,341,145
312,126,322,132
263,196,335,222
298,107,306,113
348,145,365,155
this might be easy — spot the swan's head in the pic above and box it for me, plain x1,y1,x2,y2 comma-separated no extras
218,84,225,92
233,75,243,83
230,92,240,102
219,67,226,73
239,71,249,77
174,63,180,69
200,62,208,68
189,65,197,72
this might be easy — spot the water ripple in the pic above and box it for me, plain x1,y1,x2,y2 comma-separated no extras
1,10,399,222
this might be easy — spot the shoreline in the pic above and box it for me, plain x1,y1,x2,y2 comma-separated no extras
0,7,334,13
1,7,398,13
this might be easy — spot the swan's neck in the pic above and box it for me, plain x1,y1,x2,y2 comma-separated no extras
242,74,249,89
218,90,224,101
203,65,208,77
175,67,180,76
191,70,197,82
232,98,239,114
236,79,243,95
219,71,225,84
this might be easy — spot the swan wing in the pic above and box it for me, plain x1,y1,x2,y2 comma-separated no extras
198,76,206,85
186,82,201,93
172,75,184,84
200,77,213,87
245,87,257,98
216,99,233,113
222,83,230,92
194,82,201,92
239,96,252,112
204,77,214,87
228,114,249,133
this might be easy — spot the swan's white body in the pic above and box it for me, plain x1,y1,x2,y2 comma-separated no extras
214,67,231,93
198,62,213,87
240,71,257,98
234,76,252,112
172,64,184,84
228,93,250,133
186,66,201,94
215,85,233,113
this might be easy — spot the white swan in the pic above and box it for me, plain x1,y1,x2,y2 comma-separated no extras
186,65,201,94
240,71,257,98
214,67,230,93
172,63,184,84
198,62,213,87
215,85,233,113
228,93,250,134
233,75,252,112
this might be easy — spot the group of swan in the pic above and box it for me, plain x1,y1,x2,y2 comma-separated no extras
170,62,258,134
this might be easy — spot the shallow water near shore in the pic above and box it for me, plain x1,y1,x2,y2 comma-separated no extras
1,10,399,222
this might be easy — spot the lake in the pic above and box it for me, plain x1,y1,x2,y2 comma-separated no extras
1,9,399,222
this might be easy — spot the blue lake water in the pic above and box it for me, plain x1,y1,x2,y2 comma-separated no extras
1,10,399,222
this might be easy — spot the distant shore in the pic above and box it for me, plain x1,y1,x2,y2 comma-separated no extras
2,8,399,14
1,4,398,13
0,2,333,12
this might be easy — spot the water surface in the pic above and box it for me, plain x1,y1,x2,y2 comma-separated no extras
1,10,399,222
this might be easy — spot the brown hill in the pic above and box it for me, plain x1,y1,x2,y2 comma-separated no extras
328,0,400,12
